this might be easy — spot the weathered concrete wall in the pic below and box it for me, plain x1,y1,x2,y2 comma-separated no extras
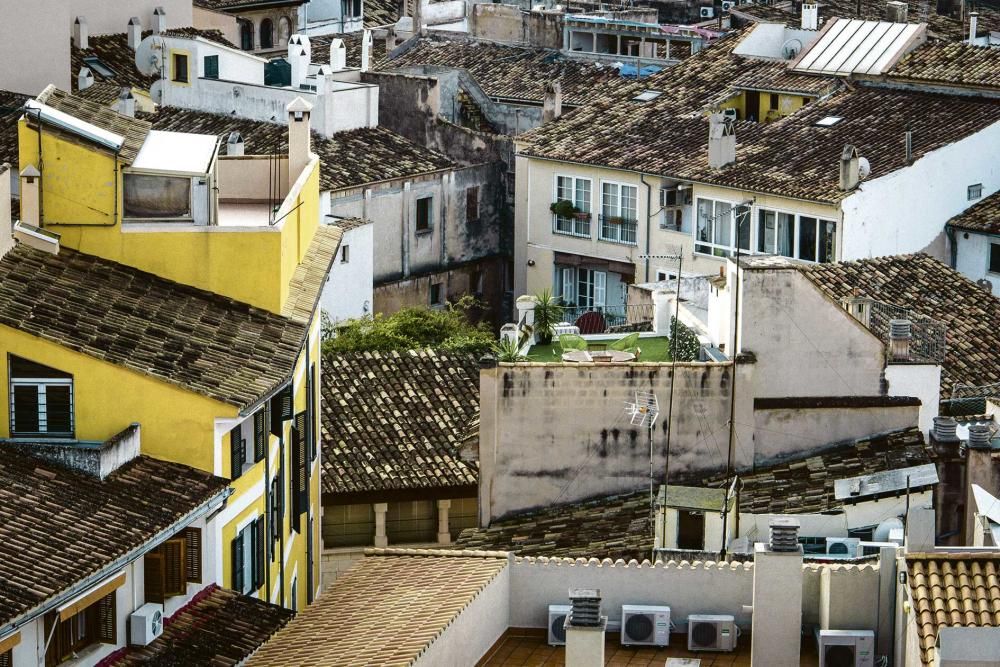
479,361,755,521
470,5,563,48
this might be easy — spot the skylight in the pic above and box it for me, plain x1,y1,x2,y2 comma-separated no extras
83,56,116,78
633,90,662,102
815,116,843,127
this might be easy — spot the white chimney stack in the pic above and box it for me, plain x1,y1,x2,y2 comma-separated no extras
19,165,41,227
330,38,347,70
78,67,94,91
73,16,89,50
227,131,245,156
361,29,373,72
839,144,860,191
288,35,311,89
0,163,13,259
127,17,142,51
969,11,979,43
287,97,313,189
115,88,136,117
385,28,396,54
751,518,803,666
886,0,908,22
543,81,562,123
153,6,167,34
801,1,818,29
708,113,736,169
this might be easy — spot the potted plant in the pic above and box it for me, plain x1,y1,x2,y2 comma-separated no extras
549,200,576,219
606,215,625,224
532,288,563,345
572,209,591,221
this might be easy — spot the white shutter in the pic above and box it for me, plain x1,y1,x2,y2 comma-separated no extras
561,268,575,303
594,271,607,308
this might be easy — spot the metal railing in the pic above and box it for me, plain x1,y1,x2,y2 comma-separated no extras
867,300,947,364
946,381,1000,416
552,213,591,238
559,304,654,334
598,215,638,245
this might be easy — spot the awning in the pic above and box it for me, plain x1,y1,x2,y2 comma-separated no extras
56,571,126,621
553,251,635,279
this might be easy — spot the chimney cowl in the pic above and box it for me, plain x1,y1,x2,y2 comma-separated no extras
153,6,167,34
968,423,992,450
567,589,602,627
768,517,800,552
801,1,818,29
330,38,347,70
77,66,94,91
932,416,960,443
226,131,245,156
886,0,909,22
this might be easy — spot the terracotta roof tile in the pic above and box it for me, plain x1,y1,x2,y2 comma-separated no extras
0,243,306,410
281,224,343,323
890,42,1000,90
35,86,151,164
194,0,307,10
0,89,28,168
245,551,508,667
0,444,228,627
907,553,1000,664
320,349,479,495
307,32,389,69
108,585,293,666
948,189,1000,235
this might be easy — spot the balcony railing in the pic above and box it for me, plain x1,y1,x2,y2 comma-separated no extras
559,304,654,334
552,213,591,238
598,215,638,245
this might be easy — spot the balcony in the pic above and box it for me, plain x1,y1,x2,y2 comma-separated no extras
560,303,654,334
552,213,591,238
598,215,638,245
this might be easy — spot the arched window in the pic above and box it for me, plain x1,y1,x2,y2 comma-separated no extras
260,18,274,49
278,16,292,46
239,20,254,51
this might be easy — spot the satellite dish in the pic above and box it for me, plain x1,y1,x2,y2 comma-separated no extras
858,157,871,179
135,35,166,77
149,79,164,105
873,517,904,543
781,38,802,59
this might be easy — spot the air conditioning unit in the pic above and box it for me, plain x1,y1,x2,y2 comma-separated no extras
817,629,875,667
721,1,735,10
548,604,571,646
856,541,898,558
825,537,860,556
700,6,715,18
129,602,164,646
688,614,737,651
621,605,671,646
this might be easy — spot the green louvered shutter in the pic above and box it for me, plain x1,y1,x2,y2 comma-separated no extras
230,425,244,480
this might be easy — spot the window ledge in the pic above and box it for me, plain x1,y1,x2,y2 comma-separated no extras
415,228,433,235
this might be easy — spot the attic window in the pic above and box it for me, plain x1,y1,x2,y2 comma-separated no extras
633,90,662,102
814,116,843,127
82,56,115,78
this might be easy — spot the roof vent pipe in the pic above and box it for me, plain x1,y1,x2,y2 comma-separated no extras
968,423,992,449
127,17,142,51
969,11,979,43
889,318,912,361
769,517,800,552
905,125,913,164
73,16,89,50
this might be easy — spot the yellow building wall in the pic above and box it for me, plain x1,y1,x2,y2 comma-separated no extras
719,92,810,122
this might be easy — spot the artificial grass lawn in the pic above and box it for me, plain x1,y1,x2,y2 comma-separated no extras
526,336,672,362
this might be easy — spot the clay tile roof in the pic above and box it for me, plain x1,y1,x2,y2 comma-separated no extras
282,224,343,323
144,107,454,191
330,217,373,232
320,349,479,495
906,553,1000,665
245,551,508,667
193,0,307,11
948,189,1000,235
363,0,403,27
380,35,632,106
455,427,929,558
0,89,28,168
107,585,293,666
0,243,307,410
0,445,228,627
890,42,1000,91
35,86,151,164
307,32,389,69
803,254,1000,398
729,60,839,95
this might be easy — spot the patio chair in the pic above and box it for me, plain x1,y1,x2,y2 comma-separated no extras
575,311,606,335
609,333,640,356
557,333,588,353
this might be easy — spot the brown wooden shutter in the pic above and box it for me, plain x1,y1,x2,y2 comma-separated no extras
184,527,202,583
254,516,266,590
96,592,116,644
43,613,56,667
0,649,12,667
162,538,186,596
254,409,266,462
144,553,166,604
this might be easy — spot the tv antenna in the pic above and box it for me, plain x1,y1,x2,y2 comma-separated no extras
623,390,660,531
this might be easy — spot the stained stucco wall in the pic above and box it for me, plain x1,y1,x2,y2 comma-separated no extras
321,222,374,322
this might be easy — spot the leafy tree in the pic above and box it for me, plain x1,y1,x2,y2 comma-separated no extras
322,296,495,356
669,316,701,362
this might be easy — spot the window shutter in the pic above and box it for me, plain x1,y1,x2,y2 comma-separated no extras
466,187,479,222
43,613,56,667
254,516,266,590
97,592,116,644
12,385,40,435
231,533,244,593
254,409,266,463
204,54,219,79
184,527,202,583
270,477,280,561
144,553,166,604
0,649,12,667
270,385,293,436
162,538,187,597
307,363,316,462
230,425,244,480
290,423,301,530
292,412,308,527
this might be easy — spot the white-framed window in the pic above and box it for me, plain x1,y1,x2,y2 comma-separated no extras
756,207,836,263
599,182,638,245
8,355,74,438
553,175,592,237
695,198,750,257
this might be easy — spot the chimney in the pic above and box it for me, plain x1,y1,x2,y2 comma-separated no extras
904,125,913,164
414,0,424,35
542,81,562,123
751,518,803,666
127,17,142,51
932,416,959,442
226,131,245,156
19,165,40,227
153,6,167,34
73,16,89,50
886,0,908,22
288,35,311,88
888,318,912,361
839,144,860,191
708,113,736,169
0,163,13,259
841,292,873,327
968,423,992,450
969,11,979,43
287,97,313,188
77,67,94,91
115,88,135,118
361,29,373,72
801,1,818,29
330,38,347,70
385,28,396,54
565,589,605,667
965,424,996,540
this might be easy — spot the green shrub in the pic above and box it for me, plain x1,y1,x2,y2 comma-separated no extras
669,316,701,362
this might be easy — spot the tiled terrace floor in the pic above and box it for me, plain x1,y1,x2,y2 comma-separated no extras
477,629,820,666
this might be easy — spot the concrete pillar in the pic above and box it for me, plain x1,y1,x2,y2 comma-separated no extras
751,543,803,666
373,502,388,548
906,505,936,552
565,617,606,667
436,499,451,544
286,96,313,189
19,165,40,227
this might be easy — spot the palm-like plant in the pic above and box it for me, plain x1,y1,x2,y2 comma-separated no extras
492,338,527,363
532,289,563,345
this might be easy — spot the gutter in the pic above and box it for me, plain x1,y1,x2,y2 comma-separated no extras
0,485,232,640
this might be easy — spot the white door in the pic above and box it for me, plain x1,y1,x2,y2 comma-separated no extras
594,271,606,308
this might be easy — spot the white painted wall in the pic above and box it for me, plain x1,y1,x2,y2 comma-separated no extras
321,221,374,323
885,363,942,436
953,230,1000,297
424,0,468,25
841,121,1000,261
0,0,70,94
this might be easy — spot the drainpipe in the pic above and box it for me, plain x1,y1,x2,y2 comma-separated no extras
945,224,958,268
640,173,652,282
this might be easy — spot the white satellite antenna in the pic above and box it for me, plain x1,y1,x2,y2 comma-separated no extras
135,35,166,77
781,38,802,60
149,79,164,105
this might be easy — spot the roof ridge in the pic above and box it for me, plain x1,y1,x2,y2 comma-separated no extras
364,547,509,559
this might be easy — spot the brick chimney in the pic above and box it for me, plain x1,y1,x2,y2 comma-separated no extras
751,518,803,666
708,113,736,169
839,144,860,191
543,81,562,123
77,66,94,91
127,17,142,51
801,1,818,29
73,16,89,50
330,38,346,71
153,6,167,34
287,97,313,188
886,0,908,21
